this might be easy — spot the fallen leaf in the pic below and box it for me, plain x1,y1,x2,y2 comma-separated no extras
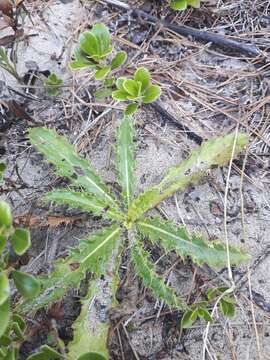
0,0,13,18
14,215,80,228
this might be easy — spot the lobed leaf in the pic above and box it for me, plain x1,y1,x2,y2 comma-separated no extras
45,189,122,221
137,217,250,267
17,225,121,315
68,247,122,360
128,133,249,221
29,128,120,210
115,117,135,207
131,237,187,310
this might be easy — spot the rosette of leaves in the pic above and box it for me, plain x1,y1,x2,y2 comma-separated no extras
170,0,200,10
19,121,249,359
0,201,41,357
112,67,161,115
70,23,127,81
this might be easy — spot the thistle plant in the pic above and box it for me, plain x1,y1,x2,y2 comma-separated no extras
17,119,249,359
170,0,200,10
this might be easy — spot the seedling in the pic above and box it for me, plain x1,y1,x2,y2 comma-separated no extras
70,23,127,80
44,73,63,97
112,67,161,115
170,0,200,10
18,120,249,359
0,201,40,357
0,47,21,82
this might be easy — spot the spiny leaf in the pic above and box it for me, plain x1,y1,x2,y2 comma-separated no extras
131,237,187,310
0,272,10,306
29,128,119,208
68,246,122,360
44,189,122,222
128,133,249,221
115,117,135,207
137,217,250,267
17,225,121,315
0,298,10,338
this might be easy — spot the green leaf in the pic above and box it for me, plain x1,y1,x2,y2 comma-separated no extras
124,103,138,116
115,77,126,91
0,236,6,253
131,237,187,310
0,299,10,338
90,23,112,57
28,128,119,208
188,0,200,8
27,345,64,360
134,67,150,92
112,90,128,101
0,201,12,228
44,73,63,97
70,47,97,70
197,308,212,322
111,51,127,70
12,270,40,299
0,272,10,306
68,246,122,360
95,66,111,80
128,133,249,222
94,88,113,99
79,31,99,57
115,117,135,207
77,353,107,360
44,189,121,221
123,79,140,97
170,0,187,10
142,84,161,104
219,299,235,318
17,226,121,315
137,217,250,267
181,309,198,329
10,228,31,255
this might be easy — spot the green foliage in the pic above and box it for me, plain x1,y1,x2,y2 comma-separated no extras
206,287,236,318
170,0,200,10
70,23,127,80
112,67,161,115
127,132,249,222
0,202,63,359
22,120,249,359
0,47,20,81
44,73,63,97
0,163,6,185
26,345,64,360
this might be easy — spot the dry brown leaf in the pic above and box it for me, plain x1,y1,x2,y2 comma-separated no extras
14,215,80,228
0,0,13,18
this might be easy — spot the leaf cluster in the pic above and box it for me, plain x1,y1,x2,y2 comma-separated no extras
112,67,161,115
70,23,127,80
